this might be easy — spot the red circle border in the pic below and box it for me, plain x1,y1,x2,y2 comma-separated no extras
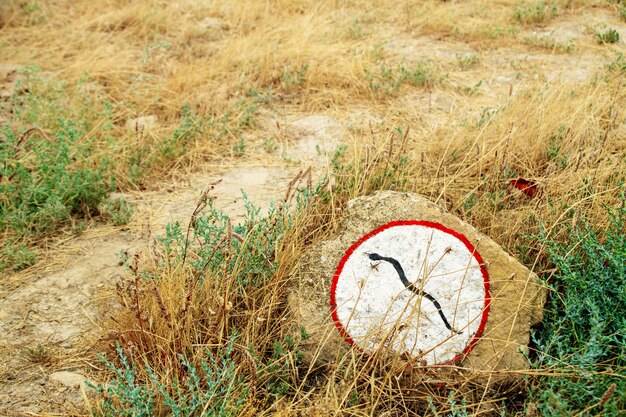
329,220,491,364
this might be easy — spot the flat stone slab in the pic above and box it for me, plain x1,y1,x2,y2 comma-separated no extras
49,371,88,389
292,191,546,371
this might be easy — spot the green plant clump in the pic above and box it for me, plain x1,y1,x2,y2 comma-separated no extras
0,121,113,234
529,192,626,415
607,52,626,76
513,1,558,25
596,28,620,44
365,61,442,97
0,70,116,269
95,338,247,417
102,198,134,226
0,239,37,271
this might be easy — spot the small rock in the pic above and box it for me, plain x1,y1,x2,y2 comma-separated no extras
38,323,82,343
49,371,87,389
53,276,69,290
125,115,158,133
0,63,24,83
198,17,223,30
282,115,342,161
291,115,339,134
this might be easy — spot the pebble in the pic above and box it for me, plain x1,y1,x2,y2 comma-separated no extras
199,17,223,30
125,115,158,133
49,371,87,389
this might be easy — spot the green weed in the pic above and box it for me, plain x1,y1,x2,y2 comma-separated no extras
263,334,307,403
26,343,53,364
0,238,37,271
483,25,519,39
365,62,442,97
595,28,620,44
281,64,309,90
232,137,246,156
0,70,115,268
102,198,134,226
455,54,480,70
460,80,483,96
95,338,246,417
606,52,626,76
261,136,277,153
513,1,558,25
523,34,575,53
546,126,569,169
346,18,366,39
529,192,626,415
168,183,323,287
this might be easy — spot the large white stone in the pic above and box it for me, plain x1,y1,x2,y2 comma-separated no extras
292,191,546,371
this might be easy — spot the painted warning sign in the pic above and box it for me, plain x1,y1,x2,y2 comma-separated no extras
330,220,490,365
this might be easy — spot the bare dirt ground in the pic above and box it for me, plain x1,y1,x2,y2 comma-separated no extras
1,4,625,416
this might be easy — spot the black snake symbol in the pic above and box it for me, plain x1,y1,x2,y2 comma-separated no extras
367,253,461,334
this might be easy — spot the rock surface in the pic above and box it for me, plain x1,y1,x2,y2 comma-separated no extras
198,17,224,30
125,115,158,133
282,115,342,162
292,191,546,371
49,371,88,389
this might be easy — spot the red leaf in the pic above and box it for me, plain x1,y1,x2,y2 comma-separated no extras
510,178,537,198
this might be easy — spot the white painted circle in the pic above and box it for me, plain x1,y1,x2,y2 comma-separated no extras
331,221,490,365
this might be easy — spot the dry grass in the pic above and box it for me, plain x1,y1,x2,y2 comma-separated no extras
1,0,625,415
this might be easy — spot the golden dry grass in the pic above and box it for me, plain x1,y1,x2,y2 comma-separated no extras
1,0,626,415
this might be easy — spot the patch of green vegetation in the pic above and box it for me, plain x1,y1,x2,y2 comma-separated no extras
102,198,134,226
281,64,309,90
26,343,53,364
523,34,575,53
232,136,246,156
162,182,323,287
460,80,483,96
330,132,411,196
0,69,270,270
595,27,620,44
477,106,501,127
261,136,277,153
6,0,46,26
346,18,367,39
0,70,115,269
126,104,206,184
606,51,626,76
455,53,480,70
95,339,247,417
546,126,569,169
0,239,37,271
263,333,308,402
513,0,558,25
529,192,626,415
365,61,443,97
483,25,519,39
